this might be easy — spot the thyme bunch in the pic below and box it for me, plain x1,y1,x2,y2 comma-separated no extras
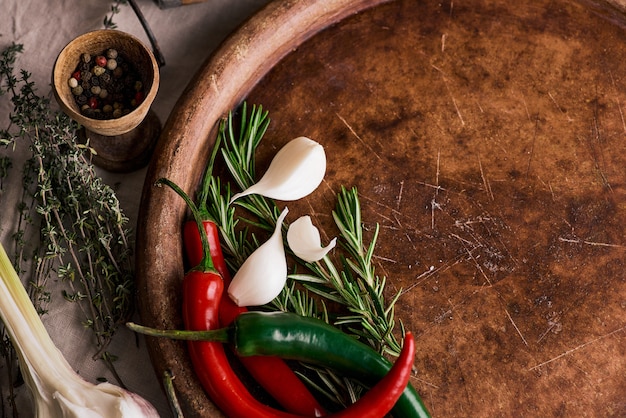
0,43,134,384
198,103,404,405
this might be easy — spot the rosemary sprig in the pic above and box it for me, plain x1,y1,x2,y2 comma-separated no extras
295,186,403,356
196,103,404,405
201,104,280,268
0,43,134,385
219,103,278,227
209,104,403,355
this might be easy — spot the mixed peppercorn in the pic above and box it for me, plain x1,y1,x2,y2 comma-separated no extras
68,48,145,120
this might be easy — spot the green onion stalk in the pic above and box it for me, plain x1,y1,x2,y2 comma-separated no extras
0,243,158,418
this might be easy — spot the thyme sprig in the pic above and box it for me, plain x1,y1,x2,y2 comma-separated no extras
0,43,134,384
103,0,128,30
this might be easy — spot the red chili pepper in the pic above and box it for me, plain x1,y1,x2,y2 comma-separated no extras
183,267,299,418
183,219,326,416
160,177,323,417
182,256,414,418
183,219,245,323
162,177,285,417
331,332,415,418
182,149,326,415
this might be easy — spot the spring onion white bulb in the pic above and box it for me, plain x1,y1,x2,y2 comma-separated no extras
287,216,337,262
0,243,159,418
228,207,289,306
230,136,326,203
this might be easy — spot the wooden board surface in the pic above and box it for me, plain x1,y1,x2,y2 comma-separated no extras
244,1,626,416
137,0,626,416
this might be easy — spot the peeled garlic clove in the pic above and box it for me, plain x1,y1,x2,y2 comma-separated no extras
228,208,289,306
287,216,337,262
230,137,326,203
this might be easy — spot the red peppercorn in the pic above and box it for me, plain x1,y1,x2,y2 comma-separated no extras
95,55,107,67
88,97,99,109
72,71,82,81
134,91,144,106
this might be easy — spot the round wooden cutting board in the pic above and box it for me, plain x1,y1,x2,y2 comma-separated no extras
137,0,626,416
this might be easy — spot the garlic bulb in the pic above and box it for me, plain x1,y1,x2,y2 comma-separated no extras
230,137,326,203
228,207,289,306
287,216,337,262
0,243,159,418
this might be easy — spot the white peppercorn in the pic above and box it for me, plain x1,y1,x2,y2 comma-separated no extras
106,59,118,71
92,66,106,77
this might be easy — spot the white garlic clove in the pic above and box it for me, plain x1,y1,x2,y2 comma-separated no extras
228,208,289,306
230,137,326,203
287,216,337,262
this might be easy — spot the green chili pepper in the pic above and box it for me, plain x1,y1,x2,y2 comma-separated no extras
228,311,429,418
130,311,430,418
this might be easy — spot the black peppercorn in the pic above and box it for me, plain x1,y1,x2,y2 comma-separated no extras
100,73,111,85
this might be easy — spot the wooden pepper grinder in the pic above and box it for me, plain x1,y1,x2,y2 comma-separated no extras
52,30,161,173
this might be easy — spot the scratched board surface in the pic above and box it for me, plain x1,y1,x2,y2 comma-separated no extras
244,0,626,416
